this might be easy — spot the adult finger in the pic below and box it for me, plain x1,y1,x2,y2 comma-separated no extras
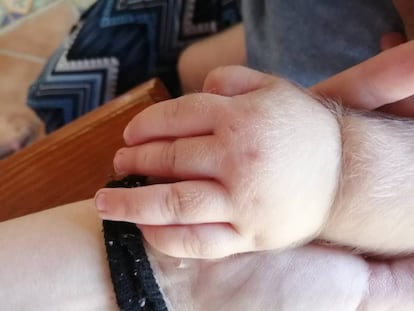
376,0,414,116
377,94,414,117
202,65,278,96
95,180,233,225
380,32,406,50
140,223,248,259
113,136,223,179
311,41,414,110
377,0,414,52
393,0,414,41
123,93,230,146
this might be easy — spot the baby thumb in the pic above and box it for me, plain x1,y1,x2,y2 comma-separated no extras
202,65,276,96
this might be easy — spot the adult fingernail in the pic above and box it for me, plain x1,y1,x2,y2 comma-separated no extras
95,192,107,212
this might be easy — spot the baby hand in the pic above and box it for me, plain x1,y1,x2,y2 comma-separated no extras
95,66,341,258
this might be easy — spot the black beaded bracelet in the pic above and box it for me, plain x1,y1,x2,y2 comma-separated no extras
103,176,168,311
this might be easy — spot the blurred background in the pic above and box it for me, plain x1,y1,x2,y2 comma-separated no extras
0,0,241,159
0,0,94,26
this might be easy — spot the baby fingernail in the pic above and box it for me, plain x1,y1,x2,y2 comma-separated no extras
95,192,107,212
123,122,132,144
114,150,125,175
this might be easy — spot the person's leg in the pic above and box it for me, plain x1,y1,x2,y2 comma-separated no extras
0,200,118,310
0,199,369,311
177,24,246,93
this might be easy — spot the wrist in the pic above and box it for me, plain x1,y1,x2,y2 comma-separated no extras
319,111,378,249
290,95,343,240
320,110,414,254
264,89,343,248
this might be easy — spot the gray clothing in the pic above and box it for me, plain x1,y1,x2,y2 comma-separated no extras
242,0,403,86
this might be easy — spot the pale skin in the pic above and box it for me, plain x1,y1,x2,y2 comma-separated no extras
3,41,414,310
0,200,371,311
3,3,414,309
96,66,342,258
95,62,414,259
95,0,414,259
177,24,246,94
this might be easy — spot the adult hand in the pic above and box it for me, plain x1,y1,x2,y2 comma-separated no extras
151,243,370,311
313,40,414,117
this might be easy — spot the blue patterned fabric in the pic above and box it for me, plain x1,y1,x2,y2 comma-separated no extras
29,0,241,132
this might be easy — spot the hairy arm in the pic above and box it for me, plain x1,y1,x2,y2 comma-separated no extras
320,108,414,255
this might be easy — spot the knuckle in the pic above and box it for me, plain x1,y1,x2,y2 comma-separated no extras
164,99,181,123
165,185,184,222
203,67,223,90
161,142,178,173
125,191,143,221
139,148,149,168
242,145,262,165
165,184,205,224
165,186,203,224
183,230,214,258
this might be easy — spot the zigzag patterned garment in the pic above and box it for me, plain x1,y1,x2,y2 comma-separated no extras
28,0,241,132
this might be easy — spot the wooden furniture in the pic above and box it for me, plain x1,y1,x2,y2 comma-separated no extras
0,79,170,222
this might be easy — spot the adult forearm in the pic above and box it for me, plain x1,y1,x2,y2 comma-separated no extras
0,200,118,310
